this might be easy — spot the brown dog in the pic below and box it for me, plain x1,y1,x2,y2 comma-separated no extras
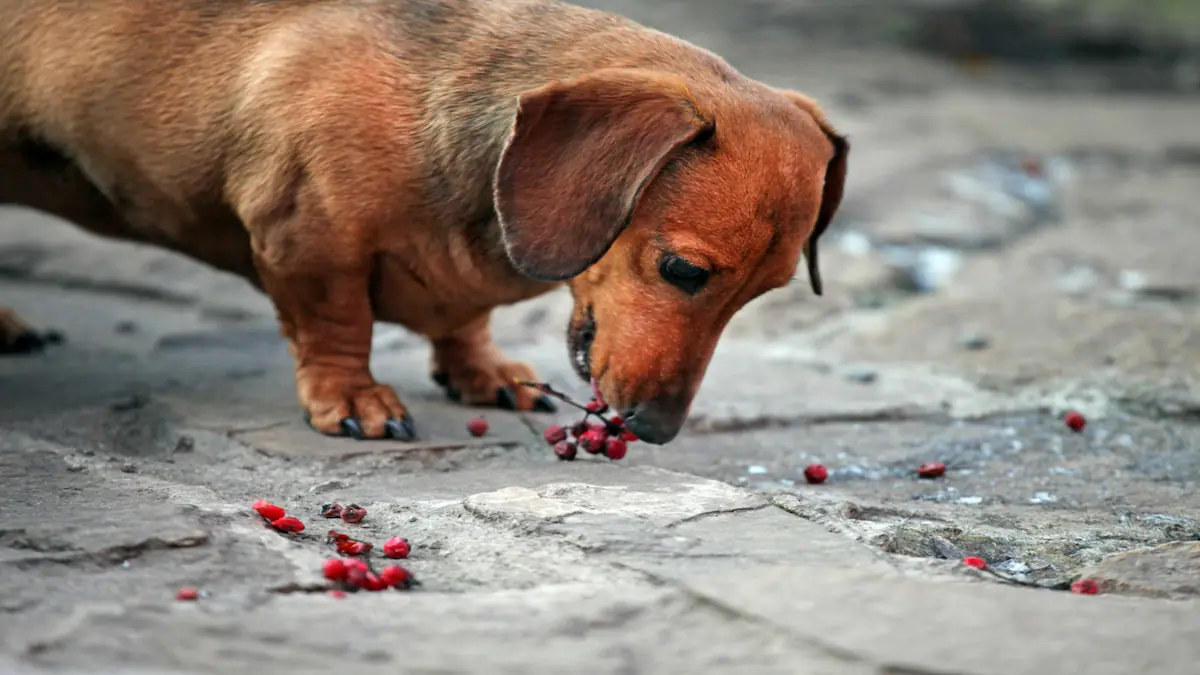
0,0,847,444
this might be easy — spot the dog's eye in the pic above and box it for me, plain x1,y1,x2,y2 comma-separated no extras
659,254,709,294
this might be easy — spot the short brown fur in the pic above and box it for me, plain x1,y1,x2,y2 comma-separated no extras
0,0,848,444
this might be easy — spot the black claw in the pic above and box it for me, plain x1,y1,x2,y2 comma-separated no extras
431,371,450,388
385,416,418,441
446,387,461,402
340,417,365,440
495,387,517,410
303,412,314,429
533,395,558,413
2,330,45,355
42,329,65,345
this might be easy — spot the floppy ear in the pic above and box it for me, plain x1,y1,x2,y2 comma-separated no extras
780,91,849,297
494,69,713,281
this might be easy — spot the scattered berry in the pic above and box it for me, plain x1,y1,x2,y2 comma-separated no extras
1064,411,1086,432
586,398,609,414
578,428,608,454
270,516,305,533
252,499,286,521
962,556,987,570
620,428,639,442
803,464,828,485
379,565,413,589
917,462,947,479
1071,578,1100,595
466,416,489,437
343,541,373,556
343,559,368,573
553,440,578,461
383,537,411,559
341,504,367,524
363,573,388,592
603,438,627,461
328,529,351,543
345,566,368,589
329,590,347,599
321,503,344,518
176,587,199,601
322,558,348,581
543,425,568,445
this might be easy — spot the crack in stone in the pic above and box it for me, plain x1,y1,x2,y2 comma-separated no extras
666,503,772,528
2,533,210,569
685,407,948,435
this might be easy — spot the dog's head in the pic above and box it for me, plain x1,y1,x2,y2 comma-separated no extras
495,68,848,444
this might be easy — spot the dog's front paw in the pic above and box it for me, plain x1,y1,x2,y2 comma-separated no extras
430,351,556,413
0,308,63,355
298,367,416,441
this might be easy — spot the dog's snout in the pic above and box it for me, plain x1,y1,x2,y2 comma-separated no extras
622,396,689,445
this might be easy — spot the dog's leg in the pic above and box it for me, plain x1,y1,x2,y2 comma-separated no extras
252,242,415,441
0,307,55,355
429,312,556,412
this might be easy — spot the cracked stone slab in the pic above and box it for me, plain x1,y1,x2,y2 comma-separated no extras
673,563,1200,675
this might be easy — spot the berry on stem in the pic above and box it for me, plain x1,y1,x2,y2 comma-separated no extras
962,556,987,570
553,440,578,461
176,587,199,601
917,462,947,479
383,537,411,559
321,503,344,519
341,504,367,524
579,428,608,454
604,438,627,461
466,416,489,437
543,425,568,445
1064,411,1086,432
252,499,286,521
586,398,608,414
804,464,828,484
270,516,305,533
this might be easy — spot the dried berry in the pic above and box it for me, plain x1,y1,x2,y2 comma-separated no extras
176,587,199,601
383,537,411,559
569,421,590,438
363,573,388,592
341,504,367,524
578,429,608,454
1064,411,1086,432
270,516,305,533
962,556,987,570
322,558,348,581
466,416,489,437
345,542,373,556
543,425,568,445
1071,578,1100,595
380,565,413,589
252,499,286,521
604,438,627,461
586,398,608,414
553,440,577,461
917,462,947,479
329,590,347,599
321,503,344,519
803,464,828,485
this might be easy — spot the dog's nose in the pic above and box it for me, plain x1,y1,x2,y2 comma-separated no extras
621,396,689,445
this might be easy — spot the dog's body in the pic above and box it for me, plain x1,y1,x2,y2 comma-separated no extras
0,0,846,444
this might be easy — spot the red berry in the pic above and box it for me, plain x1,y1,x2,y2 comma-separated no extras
569,421,590,438
329,590,347,599
344,559,368,573
803,464,828,484
363,573,388,592
579,429,608,454
321,503,344,518
553,440,578,461
270,516,305,533
917,462,947,479
322,558,348,580
543,425,568,445
347,542,373,556
383,537,411,559
620,429,638,442
252,499,286,521
379,565,413,589
1071,578,1100,595
341,504,367,524
603,438,627,461
1064,411,1086,432
466,416,489,437
328,529,351,542
345,567,368,589
962,556,987,570
586,398,608,414
176,587,199,601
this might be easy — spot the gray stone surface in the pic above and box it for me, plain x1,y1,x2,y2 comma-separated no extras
4,0,1200,673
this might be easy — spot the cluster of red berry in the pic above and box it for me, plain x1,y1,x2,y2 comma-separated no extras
525,380,638,462
323,529,416,594
253,499,306,532
321,501,367,524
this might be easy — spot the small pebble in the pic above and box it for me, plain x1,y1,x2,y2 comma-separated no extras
957,332,990,350
120,462,138,474
747,465,768,475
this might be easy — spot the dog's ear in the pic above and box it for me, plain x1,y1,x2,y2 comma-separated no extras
780,91,849,297
495,69,713,281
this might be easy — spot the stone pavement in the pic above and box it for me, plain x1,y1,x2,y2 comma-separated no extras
4,1,1200,673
